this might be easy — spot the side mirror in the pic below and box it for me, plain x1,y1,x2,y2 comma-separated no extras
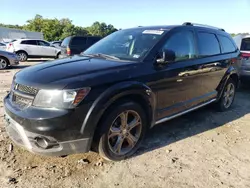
156,49,176,64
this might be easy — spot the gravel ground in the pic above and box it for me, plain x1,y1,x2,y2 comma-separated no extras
0,61,250,188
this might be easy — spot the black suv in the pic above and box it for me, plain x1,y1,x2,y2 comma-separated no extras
59,36,101,58
4,23,240,161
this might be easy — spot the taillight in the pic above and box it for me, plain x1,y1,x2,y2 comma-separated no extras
66,47,71,56
241,53,250,60
7,43,12,49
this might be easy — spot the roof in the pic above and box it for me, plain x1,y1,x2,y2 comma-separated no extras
125,24,227,34
128,25,179,31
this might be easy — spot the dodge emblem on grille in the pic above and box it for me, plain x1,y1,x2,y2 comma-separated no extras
14,84,18,90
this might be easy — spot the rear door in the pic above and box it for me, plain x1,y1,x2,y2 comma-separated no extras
195,31,234,102
69,37,87,55
21,40,40,55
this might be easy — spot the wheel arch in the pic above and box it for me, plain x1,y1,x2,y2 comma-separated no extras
80,81,156,139
217,66,239,100
0,55,10,65
16,50,28,55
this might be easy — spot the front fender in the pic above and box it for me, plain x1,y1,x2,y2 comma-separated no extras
80,81,156,138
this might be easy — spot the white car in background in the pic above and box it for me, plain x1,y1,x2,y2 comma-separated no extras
233,34,250,83
233,34,250,59
0,42,6,51
6,39,61,62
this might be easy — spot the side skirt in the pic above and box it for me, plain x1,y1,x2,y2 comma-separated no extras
154,99,217,125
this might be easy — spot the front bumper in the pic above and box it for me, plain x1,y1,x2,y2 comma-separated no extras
3,95,92,156
4,113,91,156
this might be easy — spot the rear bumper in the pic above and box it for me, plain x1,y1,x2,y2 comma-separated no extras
58,54,69,59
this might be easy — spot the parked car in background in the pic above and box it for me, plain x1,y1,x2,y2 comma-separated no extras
50,41,62,48
0,42,6,51
233,34,250,83
6,39,61,62
3,23,240,161
0,50,19,70
59,36,101,58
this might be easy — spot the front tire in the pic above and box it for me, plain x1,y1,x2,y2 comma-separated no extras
0,57,9,70
96,101,147,161
216,78,236,111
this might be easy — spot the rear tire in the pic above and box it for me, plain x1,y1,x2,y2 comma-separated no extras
215,78,236,111
0,57,9,70
95,101,147,161
16,51,28,62
55,52,61,59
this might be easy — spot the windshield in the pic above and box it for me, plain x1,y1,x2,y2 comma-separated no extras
83,28,166,61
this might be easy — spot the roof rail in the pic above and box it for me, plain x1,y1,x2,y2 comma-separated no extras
182,22,225,32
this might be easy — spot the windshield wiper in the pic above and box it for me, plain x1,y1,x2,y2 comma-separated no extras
81,53,120,60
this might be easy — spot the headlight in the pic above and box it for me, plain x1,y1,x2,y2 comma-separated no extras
33,88,91,109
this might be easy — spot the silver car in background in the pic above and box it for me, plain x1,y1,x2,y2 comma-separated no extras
0,42,6,51
0,50,19,70
233,34,250,83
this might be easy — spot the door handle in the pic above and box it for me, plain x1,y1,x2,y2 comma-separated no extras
177,79,183,82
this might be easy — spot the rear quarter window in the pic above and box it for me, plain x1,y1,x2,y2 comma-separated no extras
197,32,221,57
218,35,237,53
61,37,71,47
241,38,250,51
71,37,87,46
87,37,101,45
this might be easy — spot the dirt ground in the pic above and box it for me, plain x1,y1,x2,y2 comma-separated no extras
0,60,250,188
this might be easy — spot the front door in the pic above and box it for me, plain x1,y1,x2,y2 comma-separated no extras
153,29,205,120
37,40,56,57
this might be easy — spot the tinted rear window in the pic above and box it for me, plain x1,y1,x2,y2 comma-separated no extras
197,32,221,57
71,37,87,45
241,38,250,51
218,35,236,53
87,37,101,45
61,37,71,47
21,40,37,45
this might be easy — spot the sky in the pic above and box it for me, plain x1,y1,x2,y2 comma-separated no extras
1,0,250,33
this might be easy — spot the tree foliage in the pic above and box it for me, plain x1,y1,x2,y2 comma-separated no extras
0,14,117,41
230,33,249,37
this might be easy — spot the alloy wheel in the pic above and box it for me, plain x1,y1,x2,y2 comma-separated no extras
17,53,27,61
0,58,7,69
223,82,235,109
108,110,142,155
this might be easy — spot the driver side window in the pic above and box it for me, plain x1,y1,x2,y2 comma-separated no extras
162,30,196,62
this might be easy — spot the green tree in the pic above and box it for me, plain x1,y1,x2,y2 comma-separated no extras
0,23,23,30
1,15,117,41
86,21,117,37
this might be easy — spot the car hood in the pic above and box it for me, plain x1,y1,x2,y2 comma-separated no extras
14,55,135,89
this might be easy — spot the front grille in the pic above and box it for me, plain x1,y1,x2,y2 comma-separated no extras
16,84,38,95
13,95,33,108
11,82,37,109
